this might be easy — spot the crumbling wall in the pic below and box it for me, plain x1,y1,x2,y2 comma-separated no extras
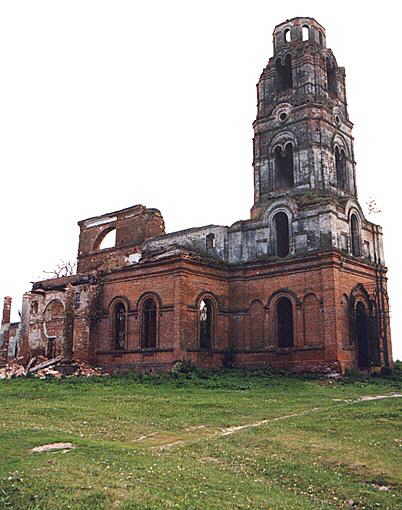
77,204,165,273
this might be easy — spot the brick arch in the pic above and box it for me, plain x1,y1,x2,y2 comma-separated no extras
93,226,116,251
267,290,299,348
108,295,130,314
270,130,298,154
44,299,65,318
43,299,65,358
137,292,161,350
136,291,162,310
195,292,218,350
331,133,350,159
109,298,128,351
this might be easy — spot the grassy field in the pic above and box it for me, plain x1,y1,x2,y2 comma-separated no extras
0,368,402,510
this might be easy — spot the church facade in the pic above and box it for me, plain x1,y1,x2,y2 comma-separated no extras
6,17,392,373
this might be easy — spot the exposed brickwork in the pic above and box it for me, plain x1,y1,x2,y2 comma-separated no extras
4,17,392,373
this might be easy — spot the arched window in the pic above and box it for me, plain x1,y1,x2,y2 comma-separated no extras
98,228,116,250
277,297,294,348
199,299,213,349
284,28,291,42
273,212,290,257
141,298,157,349
302,26,309,41
335,146,346,190
326,58,337,96
276,55,293,92
350,214,361,257
319,32,323,47
113,302,126,350
274,143,294,190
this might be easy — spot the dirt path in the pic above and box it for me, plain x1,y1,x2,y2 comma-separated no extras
155,392,402,450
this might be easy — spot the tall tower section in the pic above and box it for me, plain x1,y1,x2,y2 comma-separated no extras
252,17,355,212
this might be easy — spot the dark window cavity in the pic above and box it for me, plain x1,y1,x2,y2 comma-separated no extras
276,55,293,92
275,143,294,190
199,299,213,349
114,302,126,350
351,214,361,257
326,58,337,96
335,146,346,190
142,298,157,349
277,297,294,348
274,212,290,258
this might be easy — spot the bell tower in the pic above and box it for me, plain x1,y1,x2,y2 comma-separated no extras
252,17,356,216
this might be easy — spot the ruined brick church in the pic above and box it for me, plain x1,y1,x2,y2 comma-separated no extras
1,17,393,373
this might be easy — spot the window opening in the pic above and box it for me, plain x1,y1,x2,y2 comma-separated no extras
274,212,290,258
302,26,309,41
99,228,116,250
142,298,157,349
284,28,291,42
335,146,346,190
351,214,361,257
326,58,337,96
277,297,294,347
276,55,293,92
199,299,213,349
114,302,126,350
275,143,294,190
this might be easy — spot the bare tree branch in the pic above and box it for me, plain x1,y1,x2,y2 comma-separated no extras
41,260,77,279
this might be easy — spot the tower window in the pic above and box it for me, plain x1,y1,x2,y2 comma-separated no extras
114,302,126,350
284,28,291,42
302,26,309,41
319,32,323,47
274,143,294,190
350,214,361,257
273,212,290,257
277,297,294,347
326,58,337,96
141,298,157,349
199,299,213,350
335,146,347,190
276,55,293,92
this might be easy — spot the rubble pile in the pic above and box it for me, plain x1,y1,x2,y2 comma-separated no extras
0,356,108,380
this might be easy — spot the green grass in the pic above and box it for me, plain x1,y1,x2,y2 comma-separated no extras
1,369,402,509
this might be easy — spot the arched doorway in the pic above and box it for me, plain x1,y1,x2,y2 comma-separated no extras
356,302,369,369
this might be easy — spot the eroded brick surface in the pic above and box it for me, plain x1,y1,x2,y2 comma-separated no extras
4,17,392,373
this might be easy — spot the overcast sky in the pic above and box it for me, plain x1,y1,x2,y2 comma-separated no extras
1,0,401,359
